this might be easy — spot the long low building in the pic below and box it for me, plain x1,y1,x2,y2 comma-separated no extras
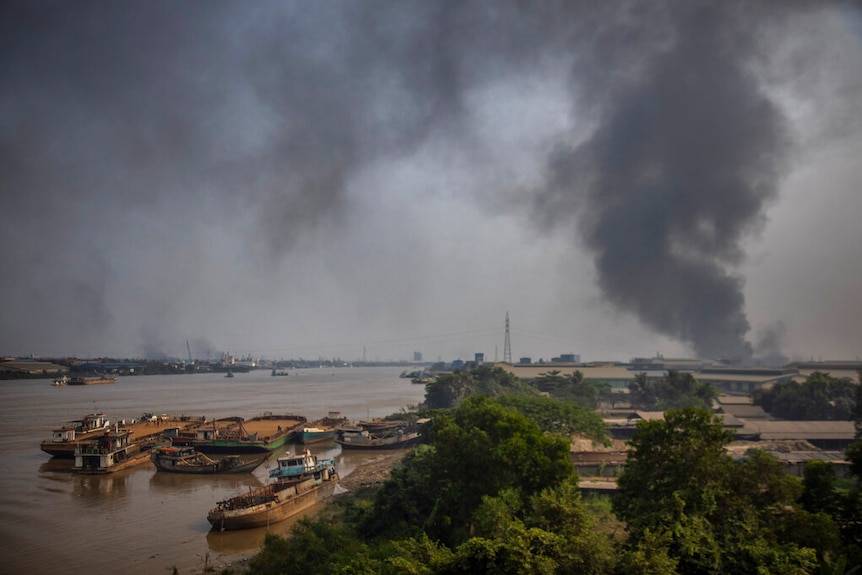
496,360,861,394
0,361,68,376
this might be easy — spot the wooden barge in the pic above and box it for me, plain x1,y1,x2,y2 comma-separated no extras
208,462,337,530
41,414,205,458
172,414,306,454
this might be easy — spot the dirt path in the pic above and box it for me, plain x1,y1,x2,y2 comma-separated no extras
336,451,409,492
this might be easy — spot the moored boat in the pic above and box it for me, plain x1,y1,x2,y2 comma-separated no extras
295,411,348,444
207,462,338,531
52,375,68,386
268,449,334,481
335,428,422,450
151,446,268,474
40,412,112,458
176,414,307,454
73,427,151,474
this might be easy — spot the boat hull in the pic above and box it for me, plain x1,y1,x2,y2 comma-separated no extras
297,429,336,444
152,451,268,474
190,415,305,454
68,375,117,385
208,474,337,531
73,450,151,474
335,433,421,450
40,442,82,458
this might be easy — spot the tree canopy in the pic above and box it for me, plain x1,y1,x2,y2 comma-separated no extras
613,407,836,574
424,365,535,409
534,369,614,409
627,370,717,411
754,371,858,420
363,395,575,546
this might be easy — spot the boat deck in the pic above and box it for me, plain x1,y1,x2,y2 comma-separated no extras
240,416,305,441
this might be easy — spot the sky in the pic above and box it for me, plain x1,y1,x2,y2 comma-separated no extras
1,1,861,365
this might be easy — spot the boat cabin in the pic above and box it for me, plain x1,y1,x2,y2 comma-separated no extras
270,449,331,479
73,428,135,472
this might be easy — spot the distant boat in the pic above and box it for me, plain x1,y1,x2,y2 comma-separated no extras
151,446,267,474
51,375,68,386
225,370,234,378
68,374,117,385
207,449,338,531
271,368,289,377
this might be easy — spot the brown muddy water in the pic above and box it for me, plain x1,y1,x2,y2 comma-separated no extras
0,366,427,574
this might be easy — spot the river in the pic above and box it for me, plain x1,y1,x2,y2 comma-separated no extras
0,366,427,574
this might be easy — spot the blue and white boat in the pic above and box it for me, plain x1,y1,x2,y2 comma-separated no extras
269,449,334,481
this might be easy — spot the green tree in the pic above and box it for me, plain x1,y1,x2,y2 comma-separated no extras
614,407,822,574
424,366,533,409
363,396,573,546
755,372,857,420
626,370,716,411
248,522,377,575
614,408,734,534
495,394,607,442
803,460,840,515
534,370,567,394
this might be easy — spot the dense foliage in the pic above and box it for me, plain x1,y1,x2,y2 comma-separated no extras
533,369,614,408
614,407,836,574
424,365,535,409
362,396,575,545
627,369,718,410
494,394,607,443
754,371,858,420
243,400,862,575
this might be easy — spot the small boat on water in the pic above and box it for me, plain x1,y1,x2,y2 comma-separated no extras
73,427,152,474
268,449,334,481
68,374,117,385
207,453,338,531
40,412,112,458
52,375,68,386
151,446,268,474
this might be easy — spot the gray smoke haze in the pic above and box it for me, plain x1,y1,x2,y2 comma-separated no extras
533,2,791,360
1,1,860,361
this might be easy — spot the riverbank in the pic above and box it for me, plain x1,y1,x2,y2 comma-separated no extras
335,450,409,492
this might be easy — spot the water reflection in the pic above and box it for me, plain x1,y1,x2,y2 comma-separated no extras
39,458,73,474
72,472,130,498
148,469,266,492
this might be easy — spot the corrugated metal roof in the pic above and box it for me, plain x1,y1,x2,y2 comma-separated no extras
719,405,770,419
741,420,855,440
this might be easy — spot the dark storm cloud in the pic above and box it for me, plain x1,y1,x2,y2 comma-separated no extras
0,1,856,359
